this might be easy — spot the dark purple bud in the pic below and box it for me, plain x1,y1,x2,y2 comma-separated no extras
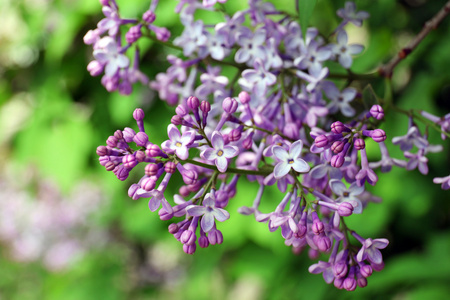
182,169,198,185
122,154,137,169
334,277,344,289
331,140,345,154
133,132,148,147
87,60,103,76
122,127,136,142
372,129,386,142
128,184,140,200
331,121,349,134
158,208,174,221
133,108,145,121
242,136,253,149
338,202,354,217
105,161,116,171
114,165,129,181
126,25,142,44
106,136,118,148
181,230,196,245
331,154,345,168
334,262,348,278
114,130,123,140
183,243,196,254
145,163,160,176
141,177,156,191
175,104,188,117
283,123,299,140
171,115,183,125
222,97,238,114
198,235,209,248
229,129,242,142
142,10,156,23
371,261,384,271
238,91,251,104
146,144,162,157
165,161,176,174
354,138,365,150
96,146,109,156
187,96,200,110
168,223,179,234
357,276,368,288
135,150,146,162
343,278,357,291
200,100,211,113
315,135,328,148
208,229,223,245
359,264,373,278
370,105,384,120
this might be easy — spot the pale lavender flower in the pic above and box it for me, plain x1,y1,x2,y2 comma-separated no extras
369,141,406,172
93,37,129,77
215,11,246,46
202,31,230,60
273,140,310,178
248,0,276,24
392,126,428,151
296,66,329,92
97,4,122,36
356,238,389,265
239,59,277,96
186,191,230,232
309,261,335,284
421,111,450,140
329,179,364,214
195,66,229,100
433,175,450,190
294,40,331,74
324,82,356,117
161,124,195,160
235,28,267,66
201,131,239,172
331,30,364,69
337,1,370,27
174,20,207,57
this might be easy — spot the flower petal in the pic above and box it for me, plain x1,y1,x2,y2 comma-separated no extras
212,208,230,222
216,156,228,172
201,213,215,232
274,162,290,178
290,140,304,159
186,205,206,217
211,131,224,150
273,146,289,161
292,159,310,173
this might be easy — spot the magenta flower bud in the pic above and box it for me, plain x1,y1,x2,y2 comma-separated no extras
334,277,344,289
135,150,146,162
357,276,368,288
114,165,129,181
114,130,123,140
154,26,170,42
187,96,200,110
331,154,345,168
96,146,109,156
372,129,386,142
105,161,115,171
208,229,223,245
99,156,110,166
312,221,325,235
133,108,145,121
179,186,190,197
141,177,156,191
106,136,118,148
183,243,196,254
181,230,196,245
334,262,348,278
315,135,329,148
122,154,137,169
122,128,136,142
331,121,349,134
331,140,345,153
175,104,188,117
242,136,253,149
182,169,198,185
222,97,238,114
295,223,307,238
343,278,357,291
146,144,162,157
171,115,183,125
142,10,156,23
126,25,142,44
370,105,384,120
87,60,103,76
359,264,373,278
198,235,209,248
338,202,354,216
200,100,211,113
238,91,251,104
128,184,140,200
283,122,299,140
168,223,179,234
229,129,242,142
158,208,174,221
165,161,176,174
133,132,149,147
315,235,331,252
145,163,160,176
354,138,365,150
99,0,109,6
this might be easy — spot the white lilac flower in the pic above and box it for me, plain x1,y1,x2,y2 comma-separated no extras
201,131,239,172
161,124,195,160
273,140,310,179
186,192,230,232
332,30,364,69
329,179,364,214
93,37,129,77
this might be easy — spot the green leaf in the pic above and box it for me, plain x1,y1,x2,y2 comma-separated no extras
298,0,317,38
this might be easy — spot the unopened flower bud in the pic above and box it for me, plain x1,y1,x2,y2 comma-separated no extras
181,169,198,185
331,154,345,168
146,144,162,157
331,140,345,153
315,135,328,148
126,25,142,44
238,91,251,104
229,129,242,142
141,177,156,191
222,97,238,114
343,278,357,291
158,208,174,221
133,132,149,147
370,105,384,120
371,129,386,142
145,163,160,176
338,202,354,216
187,96,200,110
122,154,137,169
128,184,140,200
200,100,211,113
181,230,196,245
165,161,176,174
183,243,196,254
96,146,109,156
142,10,156,23
87,60,103,76
354,138,365,150
331,121,349,134
175,104,188,116
122,127,136,142
168,223,179,234
133,108,145,121
106,136,118,148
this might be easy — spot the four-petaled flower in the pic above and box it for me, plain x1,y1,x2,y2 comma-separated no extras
186,192,230,232
356,238,389,264
273,140,310,179
329,179,364,214
201,131,239,172
161,124,195,160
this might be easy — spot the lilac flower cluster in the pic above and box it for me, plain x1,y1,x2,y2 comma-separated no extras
89,0,450,291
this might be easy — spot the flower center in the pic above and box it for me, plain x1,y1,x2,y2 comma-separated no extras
175,142,182,147
288,158,294,164
217,150,224,157
343,191,350,197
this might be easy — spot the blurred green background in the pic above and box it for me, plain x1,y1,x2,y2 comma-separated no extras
1,0,449,299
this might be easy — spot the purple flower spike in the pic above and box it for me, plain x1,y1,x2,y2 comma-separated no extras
200,131,239,172
186,192,230,232
356,238,389,265
273,140,310,179
161,124,195,160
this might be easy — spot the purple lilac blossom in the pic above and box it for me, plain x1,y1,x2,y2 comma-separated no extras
161,124,195,160
273,140,310,178
186,191,230,232
200,131,239,172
